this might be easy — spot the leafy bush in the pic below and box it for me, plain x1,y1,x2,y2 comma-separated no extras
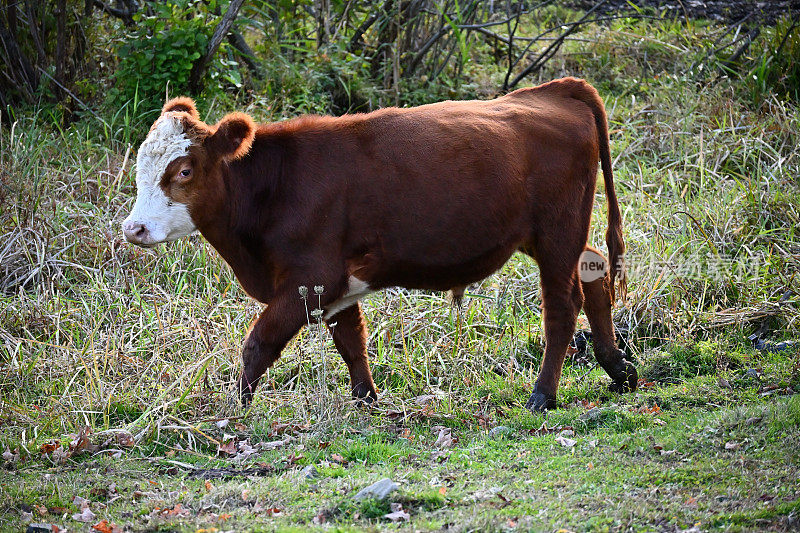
109,0,235,114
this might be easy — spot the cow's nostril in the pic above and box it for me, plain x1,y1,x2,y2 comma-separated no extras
123,221,149,244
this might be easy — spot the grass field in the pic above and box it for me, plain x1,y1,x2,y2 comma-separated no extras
1,9,799,532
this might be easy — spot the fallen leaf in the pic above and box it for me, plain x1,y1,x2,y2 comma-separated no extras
438,486,447,496
115,431,135,448
414,394,437,405
434,427,454,448
638,379,656,390
636,404,662,415
204,480,214,492
531,422,574,436
40,441,60,455
2,447,19,463
154,503,190,518
269,421,309,436
217,441,236,456
331,453,348,465
73,496,90,510
318,441,331,449
286,452,304,464
72,507,96,523
91,519,115,533
724,441,741,451
384,503,410,522
555,436,577,448
258,439,290,451
52,447,68,464
69,426,98,456
232,441,258,463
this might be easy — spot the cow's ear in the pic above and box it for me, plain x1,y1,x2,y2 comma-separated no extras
206,113,256,161
162,97,199,120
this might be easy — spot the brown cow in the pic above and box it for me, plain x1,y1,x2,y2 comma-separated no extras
122,77,637,411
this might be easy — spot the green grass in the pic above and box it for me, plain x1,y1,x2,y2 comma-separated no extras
1,10,799,532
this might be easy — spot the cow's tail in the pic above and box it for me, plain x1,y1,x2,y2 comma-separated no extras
556,78,627,301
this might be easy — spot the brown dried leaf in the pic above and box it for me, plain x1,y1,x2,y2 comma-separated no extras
115,431,135,448
217,440,237,456
69,426,98,456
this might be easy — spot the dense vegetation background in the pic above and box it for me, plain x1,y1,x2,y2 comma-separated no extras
1,1,799,531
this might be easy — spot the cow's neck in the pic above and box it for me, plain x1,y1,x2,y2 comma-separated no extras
194,161,279,303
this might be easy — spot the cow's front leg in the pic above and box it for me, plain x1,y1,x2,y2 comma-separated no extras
326,302,378,404
237,291,307,407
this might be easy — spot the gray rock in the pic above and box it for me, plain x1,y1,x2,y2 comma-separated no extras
354,478,398,501
579,407,602,421
488,426,513,438
301,465,319,480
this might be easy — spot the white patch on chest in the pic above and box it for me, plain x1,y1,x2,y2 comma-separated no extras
324,276,373,320
123,115,197,244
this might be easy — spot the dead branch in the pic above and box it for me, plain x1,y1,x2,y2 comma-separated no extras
189,0,245,92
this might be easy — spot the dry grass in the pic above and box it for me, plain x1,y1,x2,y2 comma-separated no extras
1,13,799,531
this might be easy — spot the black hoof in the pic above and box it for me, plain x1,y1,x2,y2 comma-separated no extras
352,382,378,407
525,390,556,412
608,356,638,393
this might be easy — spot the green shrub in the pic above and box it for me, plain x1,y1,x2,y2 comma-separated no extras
109,0,239,114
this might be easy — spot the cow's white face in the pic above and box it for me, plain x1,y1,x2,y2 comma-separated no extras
122,115,197,247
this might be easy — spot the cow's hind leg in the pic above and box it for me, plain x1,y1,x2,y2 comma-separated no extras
581,246,637,393
326,303,378,404
526,266,584,411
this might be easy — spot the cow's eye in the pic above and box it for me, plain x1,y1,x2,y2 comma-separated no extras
167,199,174,207
180,168,191,177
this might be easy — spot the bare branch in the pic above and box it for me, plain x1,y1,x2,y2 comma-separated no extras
189,0,246,92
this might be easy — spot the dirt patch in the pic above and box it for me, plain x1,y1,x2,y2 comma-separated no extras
569,0,799,25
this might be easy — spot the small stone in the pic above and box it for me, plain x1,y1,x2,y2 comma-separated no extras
745,368,761,380
579,407,602,421
488,426,512,438
354,478,398,501
301,465,319,480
